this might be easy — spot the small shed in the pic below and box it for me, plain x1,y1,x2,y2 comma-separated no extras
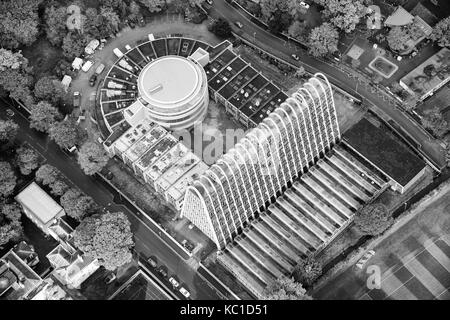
72,57,83,70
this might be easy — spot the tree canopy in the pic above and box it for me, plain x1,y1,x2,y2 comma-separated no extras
0,161,17,198
429,16,450,48
44,5,69,46
29,101,62,133
138,0,166,12
0,203,23,247
16,144,40,175
387,26,410,52
264,276,312,300
36,164,69,196
308,23,339,57
421,107,449,138
323,0,366,33
208,18,232,38
0,0,41,49
0,119,19,149
354,203,393,236
49,119,82,149
61,188,97,221
77,142,109,176
0,49,34,106
73,211,134,270
62,31,90,59
34,76,67,105
292,257,322,286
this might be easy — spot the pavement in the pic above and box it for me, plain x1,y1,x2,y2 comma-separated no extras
0,99,222,300
208,0,445,168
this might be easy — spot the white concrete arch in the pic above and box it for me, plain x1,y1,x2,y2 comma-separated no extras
259,122,285,191
193,181,227,247
210,166,244,229
310,77,335,144
304,81,331,150
314,73,341,139
244,131,276,198
271,110,298,179
292,93,320,159
273,102,303,175
201,175,234,240
298,87,325,155
263,117,291,185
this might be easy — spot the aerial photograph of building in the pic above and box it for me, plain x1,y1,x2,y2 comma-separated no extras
1,0,450,312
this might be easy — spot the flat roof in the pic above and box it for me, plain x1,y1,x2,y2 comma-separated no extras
343,118,426,186
15,182,64,225
138,56,199,104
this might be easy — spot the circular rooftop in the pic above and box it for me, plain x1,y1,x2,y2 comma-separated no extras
138,56,199,105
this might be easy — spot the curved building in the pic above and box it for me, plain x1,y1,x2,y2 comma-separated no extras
181,73,340,249
137,55,209,130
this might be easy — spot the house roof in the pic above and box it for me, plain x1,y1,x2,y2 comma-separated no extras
384,6,414,26
15,182,64,226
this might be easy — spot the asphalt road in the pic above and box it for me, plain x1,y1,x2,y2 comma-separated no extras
0,98,221,300
209,0,445,167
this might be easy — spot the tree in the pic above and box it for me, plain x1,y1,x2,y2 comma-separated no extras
288,20,308,42
128,1,142,19
49,120,81,149
421,107,449,138
294,66,306,79
354,203,393,236
0,162,17,198
77,142,109,175
260,0,288,22
73,211,134,270
323,0,366,33
0,49,34,106
268,10,292,34
0,0,41,49
292,257,322,286
34,76,67,105
61,188,97,221
44,6,68,46
429,16,450,48
29,101,61,133
0,203,23,247
62,32,90,59
16,144,40,175
138,0,166,12
308,23,339,57
208,18,232,38
445,135,450,167
98,6,120,38
50,180,70,196
35,164,60,186
0,119,19,149
264,276,312,300
387,26,410,52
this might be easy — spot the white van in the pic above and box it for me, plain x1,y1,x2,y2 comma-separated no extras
81,60,93,72
148,33,155,41
113,48,124,58
95,63,105,75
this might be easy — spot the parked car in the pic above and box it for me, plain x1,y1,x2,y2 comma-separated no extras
128,20,136,28
300,1,310,9
147,256,157,268
66,145,77,153
356,250,376,269
182,239,195,252
113,48,124,58
138,16,145,27
89,74,97,87
291,54,300,61
104,273,116,284
169,277,180,288
95,63,105,75
235,21,243,28
188,223,195,230
73,91,81,108
179,287,190,298
6,109,14,117
158,266,168,278
81,60,93,72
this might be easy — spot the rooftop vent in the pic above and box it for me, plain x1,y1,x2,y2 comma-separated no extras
148,84,163,95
